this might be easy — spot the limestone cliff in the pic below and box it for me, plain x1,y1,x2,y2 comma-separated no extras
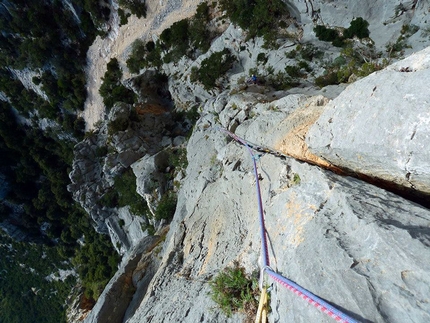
82,48,430,323
73,1,430,322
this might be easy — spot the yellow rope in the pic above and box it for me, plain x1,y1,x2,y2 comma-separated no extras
255,287,268,323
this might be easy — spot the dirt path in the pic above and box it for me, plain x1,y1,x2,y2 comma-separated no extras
82,0,201,130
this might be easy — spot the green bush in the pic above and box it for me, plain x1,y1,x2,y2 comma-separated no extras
126,39,147,73
209,263,259,318
118,8,130,25
265,71,299,90
344,17,370,39
118,0,147,18
160,19,189,63
315,70,340,88
298,60,312,72
256,52,268,64
107,117,129,135
114,168,149,215
126,3,214,66
100,189,118,208
188,2,212,52
298,43,323,61
73,228,120,301
314,25,340,43
285,65,303,78
191,48,236,89
99,58,136,110
154,191,177,220
126,39,162,72
219,0,289,40
315,18,370,47
168,147,188,170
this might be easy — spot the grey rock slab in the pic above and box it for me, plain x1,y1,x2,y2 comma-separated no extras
307,47,430,194
124,102,430,322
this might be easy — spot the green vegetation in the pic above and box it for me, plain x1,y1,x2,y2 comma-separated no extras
99,168,149,216
209,263,259,318
0,100,119,314
344,17,371,39
161,3,221,63
126,39,162,73
386,24,418,57
314,17,370,47
160,2,213,62
188,2,213,52
285,65,304,78
168,147,189,171
219,0,289,43
126,2,214,71
257,52,268,65
0,1,121,321
286,43,323,62
292,173,301,185
118,8,131,25
99,58,137,110
118,0,147,18
265,71,299,90
159,19,190,63
315,44,384,88
154,191,177,220
0,233,75,323
73,228,120,300
107,105,139,135
190,49,236,89
0,0,109,121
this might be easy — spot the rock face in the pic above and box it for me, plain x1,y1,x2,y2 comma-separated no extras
122,83,430,322
74,1,430,321
307,47,430,195
83,234,163,323
288,0,430,53
68,99,184,253
81,47,430,323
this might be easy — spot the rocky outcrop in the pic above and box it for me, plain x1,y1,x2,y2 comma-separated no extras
288,0,430,53
68,99,183,252
307,47,430,196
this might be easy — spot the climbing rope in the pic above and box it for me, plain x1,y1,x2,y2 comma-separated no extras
219,128,270,266
219,128,359,323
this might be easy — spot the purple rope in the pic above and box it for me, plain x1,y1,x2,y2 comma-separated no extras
266,269,358,323
219,128,270,266
219,128,360,323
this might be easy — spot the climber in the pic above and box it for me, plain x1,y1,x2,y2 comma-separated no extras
251,74,257,84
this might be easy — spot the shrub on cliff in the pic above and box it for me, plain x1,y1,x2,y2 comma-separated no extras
219,0,289,40
209,263,259,318
344,17,370,39
99,58,136,110
314,18,370,47
118,0,146,18
190,48,236,89
154,191,177,220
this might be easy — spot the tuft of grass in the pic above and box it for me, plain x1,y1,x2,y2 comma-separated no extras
292,173,301,185
209,262,259,319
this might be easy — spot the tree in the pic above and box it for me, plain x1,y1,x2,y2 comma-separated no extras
345,17,370,39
